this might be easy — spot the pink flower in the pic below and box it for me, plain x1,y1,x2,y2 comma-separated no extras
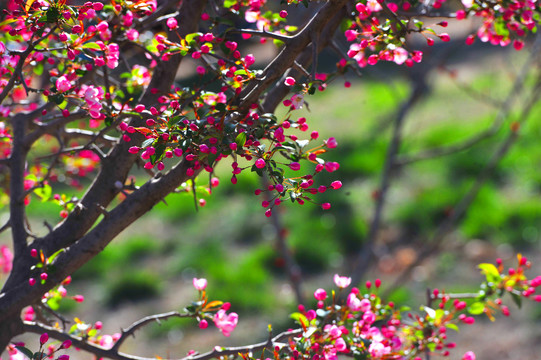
196,66,206,75
193,277,207,291
255,158,266,169
290,94,304,109
462,351,476,360
335,338,347,352
39,333,49,345
392,47,408,65
330,181,342,189
56,75,71,93
213,309,238,337
126,29,139,41
324,324,342,339
285,76,296,86
314,288,327,300
368,341,391,357
347,293,363,311
289,162,300,171
106,43,119,69
167,18,178,30
0,245,13,273
325,162,340,172
439,33,451,42
96,21,108,32
334,274,351,288
325,137,338,148
245,54,255,66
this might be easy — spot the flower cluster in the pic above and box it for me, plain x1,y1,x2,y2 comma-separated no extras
249,256,541,360
6,333,72,360
457,0,539,49
189,277,239,336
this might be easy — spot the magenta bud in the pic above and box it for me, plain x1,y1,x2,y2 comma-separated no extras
40,332,49,345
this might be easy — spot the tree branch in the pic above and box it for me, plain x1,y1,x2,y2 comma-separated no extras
22,321,301,360
239,0,349,114
350,74,428,288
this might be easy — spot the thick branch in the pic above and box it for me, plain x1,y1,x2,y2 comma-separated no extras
29,0,208,257
0,0,208,344
261,5,346,112
9,113,30,258
238,0,349,113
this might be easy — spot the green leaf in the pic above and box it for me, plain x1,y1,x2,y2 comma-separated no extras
235,132,247,148
290,312,308,326
47,296,60,311
82,42,103,51
104,116,113,127
33,62,43,76
33,351,46,360
186,32,202,44
34,183,51,202
47,248,65,265
468,302,485,315
15,346,34,359
151,143,166,164
478,263,501,283
510,292,522,308
46,6,60,23
215,103,226,112
49,93,65,104
446,323,459,332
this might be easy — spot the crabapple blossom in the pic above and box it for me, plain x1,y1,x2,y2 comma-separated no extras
213,309,238,337
333,274,351,288
55,76,71,93
193,277,208,291
285,77,296,86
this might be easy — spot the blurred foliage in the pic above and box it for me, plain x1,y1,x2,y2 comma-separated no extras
105,270,162,307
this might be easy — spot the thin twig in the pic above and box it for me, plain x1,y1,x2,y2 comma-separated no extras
111,311,191,351
231,28,292,42
262,175,305,305
0,220,11,234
